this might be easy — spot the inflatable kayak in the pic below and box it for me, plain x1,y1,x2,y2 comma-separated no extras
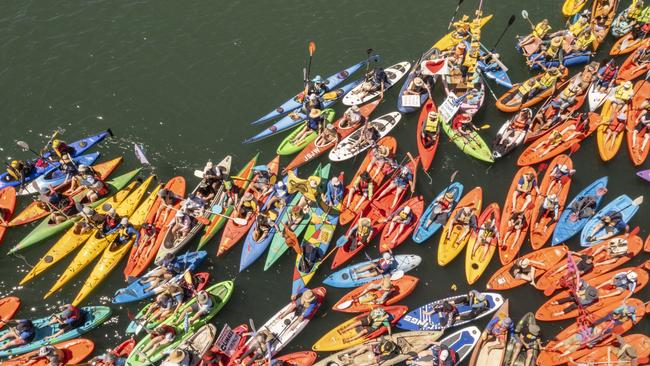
328,111,402,162
332,275,419,313
412,182,464,244
276,108,335,155
527,51,591,70
324,254,422,288
21,152,101,195
438,187,483,266
467,300,509,366
551,176,608,245
0,187,16,246
442,115,493,163
465,202,500,285
580,194,640,246
0,338,95,366
0,297,20,328
416,99,440,170
596,99,624,161
396,293,503,331
486,245,568,291
499,166,537,264
379,195,424,252
626,79,650,166
342,61,411,106
406,326,481,365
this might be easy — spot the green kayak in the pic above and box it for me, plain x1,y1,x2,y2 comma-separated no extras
9,168,142,253
263,163,330,271
125,280,234,366
276,108,335,156
441,120,494,163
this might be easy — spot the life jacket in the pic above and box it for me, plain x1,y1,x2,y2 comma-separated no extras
575,33,595,50
511,115,529,130
425,115,441,134
457,209,473,224
518,177,535,192
65,306,82,323
517,81,534,95
569,20,588,37
600,64,618,81
357,223,371,238
533,22,551,38
437,197,453,211
637,6,650,22
544,43,561,58
614,86,634,101
53,142,73,158
539,72,560,88
550,131,563,144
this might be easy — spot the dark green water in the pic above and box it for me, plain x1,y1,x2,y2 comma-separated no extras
0,0,648,362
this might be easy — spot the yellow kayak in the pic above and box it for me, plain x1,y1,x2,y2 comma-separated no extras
44,176,154,298
20,181,140,285
431,15,493,51
562,0,590,16
596,99,624,161
464,203,500,285
72,184,161,305
437,187,482,266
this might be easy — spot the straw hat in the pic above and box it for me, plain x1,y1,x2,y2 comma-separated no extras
168,349,187,363
309,109,322,119
301,289,315,305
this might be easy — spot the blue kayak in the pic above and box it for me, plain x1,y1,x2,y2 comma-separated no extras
528,51,591,70
410,326,481,365
551,177,608,245
23,152,102,195
251,55,380,125
397,48,439,113
244,79,362,144
412,182,464,244
323,254,422,288
396,293,504,331
478,44,513,89
0,306,111,358
112,251,207,304
580,194,640,247
0,130,111,190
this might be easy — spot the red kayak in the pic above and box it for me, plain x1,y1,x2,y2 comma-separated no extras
0,187,16,246
379,195,424,252
416,99,440,171
626,80,650,166
95,338,136,366
332,275,419,313
0,338,94,366
0,297,20,328
266,351,317,366
201,324,249,366
499,166,537,264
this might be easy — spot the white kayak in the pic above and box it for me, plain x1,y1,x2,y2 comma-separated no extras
328,112,402,162
587,81,614,112
342,62,411,106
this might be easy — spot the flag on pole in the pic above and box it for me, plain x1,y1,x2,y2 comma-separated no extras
134,143,151,165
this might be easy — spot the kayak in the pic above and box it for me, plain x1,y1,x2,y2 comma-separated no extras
312,305,407,352
529,155,574,249
124,176,186,278
626,79,650,166
160,324,216,365
537,298,646,366
328,112,402,162
551,176,608,245
580,194,640,246
44,176,154,298
324,254,421,288
0,297,20,327
438,187,483,266
416,99,440,170
264,164,329,271
467,299,509,366
244,79,361,144
430,15,493,51
217,156,280,256
397,49,439,114
0,338,95,366
638,169,650,182
8,157,123,227
92,338,135,366
443,80,485,117
611,33,649,55
0,187,16,246
617,45,650,82
535,233,643,294
230,287,326,364
572,333,650,366
492,115,529,159
588,64,617,112
337,136,397,225
19,180,141,285
199,154,257,250
0,306,111,358
201,324,248,366
412,182,464,243
596,99,624,161
499,166,537,264
486,245,568,291
251,55,380,125
9,168,142,253
313,331,442,366
406,326,481,365
342,61,411,106
465,202,500,285
21,152,101,195
590,0,618,50
442,115,493,162
378,195,424,252
496,68,568,113
527,51,591,70
126,281,234,366
517,113,599,166
71,183,162,306
0,130,110,190
156,156,232,263
478,45,513,89
276,109,336,155
283,99,380,173
112,251,207,304
562,0,589,16
396,293,504,331
268,352,317,366
331,275,419,313
535,266,648,321
502,312,538,366
611,5,635,38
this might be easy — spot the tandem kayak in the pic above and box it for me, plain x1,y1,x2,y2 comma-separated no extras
328,112,402,162
412,182,464,244
437,187,483,266
527,50,591,70
580,194,640,246
323,254,422,288
19,152,102,196
342,61,411,106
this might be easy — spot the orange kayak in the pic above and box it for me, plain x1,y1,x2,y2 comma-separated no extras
626,80,650,166
610,33,650,56
465,203,500,285
496,68,568,113
338,136,397,226
0,187,16,246
283,100,380,173
537,298,646,366
218,155,280,256
438,187,483,266
499,167,537,264
95,338,135,366
486,245,567,291
617,45,650,82
416,99,440,171
0,338,94,366
332,275,419,313
570,333,650,366
590,0,618,50
266,352,317,366
596,98,624,162
535,232,643,295
529,155,574,250
518,113,599,166
535,266,648,321
379,195,424,252
0,297,20,328
123,176,186,279
645,234,650,252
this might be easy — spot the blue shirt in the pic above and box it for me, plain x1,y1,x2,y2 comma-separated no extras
294,288,318,318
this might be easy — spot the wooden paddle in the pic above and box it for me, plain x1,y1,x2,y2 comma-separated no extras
209,205,248,225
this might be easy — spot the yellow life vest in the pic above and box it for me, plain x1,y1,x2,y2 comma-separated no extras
425,115,441,133
615,86,634,101
533,22,551,38
518,81,534,95
569,21,587,37
539,72,559,88
575,33,595,50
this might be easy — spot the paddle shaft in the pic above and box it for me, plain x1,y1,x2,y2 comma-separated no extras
492,15,517,50
447,0,466,31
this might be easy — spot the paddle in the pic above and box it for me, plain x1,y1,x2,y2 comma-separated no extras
447,0,466,31
209,205,248,225
492,15,517,51
521,10,535,30
16,141,45,159
306,41,316,85
134,143,151,166
583,196,644,243
163,204,210,225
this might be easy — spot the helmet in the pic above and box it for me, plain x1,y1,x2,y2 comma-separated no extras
10,160,20,168
382,252,393,261
440,349,450,361
312,75,323,83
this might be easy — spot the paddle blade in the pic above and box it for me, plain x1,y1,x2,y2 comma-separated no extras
521,10,529,19
134,143,151,165
632,195,644,206
629,226,640,237
508,14,516,25
336,299,354,310
16,141,29,151
569,143,580,154
197,216,210,225
211,205,223,215
194,170,204,178
233,217,248,225
543,286,555,297
450,170,459,183
308,41,316,56
336,235,348,247
183,270,193,287
390,270,405,280
536,163,548,175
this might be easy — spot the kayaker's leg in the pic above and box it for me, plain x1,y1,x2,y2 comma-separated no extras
509,342,523,366
392,223,406,244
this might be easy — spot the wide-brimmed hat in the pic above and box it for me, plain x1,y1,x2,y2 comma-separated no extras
168,349,186,363
197,291,209,304
309,109,322,119
301,289,315,304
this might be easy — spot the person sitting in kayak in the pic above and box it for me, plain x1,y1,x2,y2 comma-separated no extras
502,211,528,252
37,186,74,224
340,307,393,344
374,163,415,210
445,205,477,244
140,324,176,355
508,322,541,366
347,172,374,212
105,217,140,250
339,105,364,129
550,321,615,357
88,343,130,366
451,112,479,141
338,338,400,366
355,123,381,151
298,239,323,274
553,254,595,291
251,166,275,198
68,164,109,203
22,345,66,366
604,109,627,148
569,192,603,221
528,66,564,99
423,301,459,329
546,163,576,195
591,235,631,266
451,14,472,41
529,36,562,65
547,83,581,127
354,276,395,307
592,0,615,35
177,290,215,325
482,315,514,353
586,210,629,243
3,159,34,183
354,252,397,280
596,270,639,299
631,102,650,152
299,93,322,116
304,75,328,98
323,175,344,208
384,205,414,245
98,207,121,236
404,76,431,97
234,191,258,221
285,203,309,232
511,172,538,211
550,280,599,317
137,254,181,290
569,333,639,366
457,290,490,319
471,212,499,262
234,329,275,366
71,206,103,235
284,287,319,318
314,123,338,148
423,191,457,229
497,109,532,150
534,193,560,232
154,186,183,223
143,292,177,325
594,59,619,93
506,79,537,107
291,108,326,147
366,143,394,180
593,302,639,329
252,210,277,242
47,304,85,339
170,208,193,240
518,19,552,55
421,109,442,148
407,343,458,366
354,67,389,101
510,258,545,286
201,161,227,198
610,81,634,113
0,319,35,350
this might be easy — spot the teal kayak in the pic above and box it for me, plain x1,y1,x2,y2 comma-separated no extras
276,109,335,155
